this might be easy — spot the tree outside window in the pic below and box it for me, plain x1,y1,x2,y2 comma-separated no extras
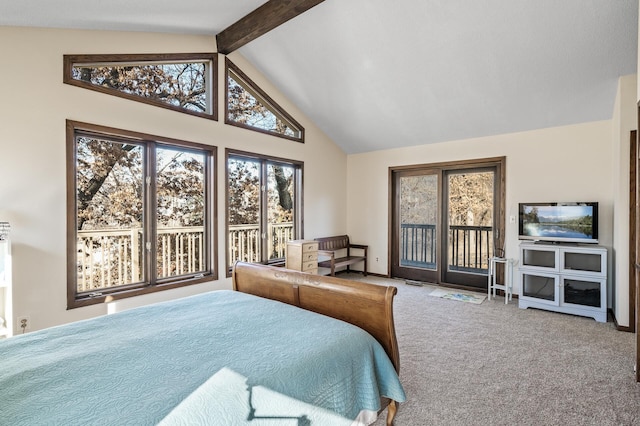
227,151,302,273
67,121,216,308
225,58,304,142
64,53,217,120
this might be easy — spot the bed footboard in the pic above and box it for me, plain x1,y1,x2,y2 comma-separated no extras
232,261,402,424
232,261,400,372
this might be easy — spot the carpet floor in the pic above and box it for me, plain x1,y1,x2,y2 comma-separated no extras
340,274,640,426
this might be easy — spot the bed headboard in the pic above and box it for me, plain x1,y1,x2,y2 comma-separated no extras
232,261,400,373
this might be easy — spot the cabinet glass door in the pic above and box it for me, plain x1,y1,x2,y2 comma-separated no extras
562,278,602,308
521,247,557,269
562,252,603,274
520,272,559,305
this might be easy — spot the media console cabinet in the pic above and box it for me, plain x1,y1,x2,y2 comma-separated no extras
518,241,607,322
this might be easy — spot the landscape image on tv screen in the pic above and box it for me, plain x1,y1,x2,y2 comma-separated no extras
521,204,594,240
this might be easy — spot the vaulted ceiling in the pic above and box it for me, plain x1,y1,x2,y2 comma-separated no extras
1,0,637,154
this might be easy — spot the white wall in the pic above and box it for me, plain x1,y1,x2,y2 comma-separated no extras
0,26,347,332
347,120,616,300
611,74,638,328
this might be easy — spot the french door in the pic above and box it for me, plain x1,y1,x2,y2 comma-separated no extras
390,157,505,289
391,170,440,283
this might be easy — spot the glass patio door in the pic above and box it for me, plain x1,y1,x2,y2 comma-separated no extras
391,170,440,283
443,168,496,288
391,158,504,289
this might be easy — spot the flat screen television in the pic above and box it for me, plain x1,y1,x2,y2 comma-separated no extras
518,202,598,244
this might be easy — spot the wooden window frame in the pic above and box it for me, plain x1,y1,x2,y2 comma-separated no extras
66,120,218,309
225,58,305,143
225,148,304,276
63,53,218,121
389,156,506,288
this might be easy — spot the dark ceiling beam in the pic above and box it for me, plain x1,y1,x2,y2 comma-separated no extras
216,0,325,54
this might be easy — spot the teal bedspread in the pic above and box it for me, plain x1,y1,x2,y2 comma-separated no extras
0,290,405,425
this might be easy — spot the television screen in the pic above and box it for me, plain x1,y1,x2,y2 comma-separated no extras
518,202,598,244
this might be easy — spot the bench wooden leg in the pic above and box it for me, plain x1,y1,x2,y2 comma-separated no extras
386,400,397,425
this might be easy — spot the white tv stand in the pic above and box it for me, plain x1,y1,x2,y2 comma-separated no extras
518,241,607,322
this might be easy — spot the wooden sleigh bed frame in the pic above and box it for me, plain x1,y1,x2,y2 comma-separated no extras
232,261,402,425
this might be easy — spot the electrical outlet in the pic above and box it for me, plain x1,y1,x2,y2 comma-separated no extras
376,257,379,262
17,316,30,333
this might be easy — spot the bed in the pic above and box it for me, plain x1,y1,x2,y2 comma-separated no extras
0,262,405,425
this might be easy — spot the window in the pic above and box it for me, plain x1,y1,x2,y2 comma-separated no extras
64,54,217,120
226,149,303,274
225,58,304,142
67,121,216,308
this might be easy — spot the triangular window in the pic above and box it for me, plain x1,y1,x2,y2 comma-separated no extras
225,58,304,142
64,54,217,120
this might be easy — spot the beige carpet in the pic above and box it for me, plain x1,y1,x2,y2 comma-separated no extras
340,274,640,426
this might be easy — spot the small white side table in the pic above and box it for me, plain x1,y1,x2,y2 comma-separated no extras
487,256,514,304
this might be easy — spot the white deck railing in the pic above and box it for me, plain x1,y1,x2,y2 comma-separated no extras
77,223,294,292
77,226,205,292
228,223,294,263
77,228,142,292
